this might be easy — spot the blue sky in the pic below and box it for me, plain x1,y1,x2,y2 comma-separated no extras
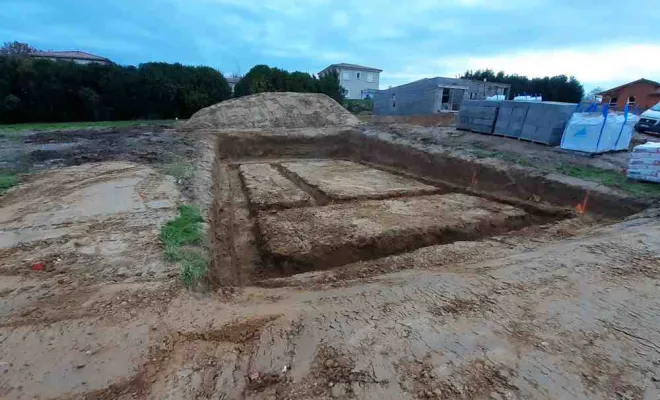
2,0,659,91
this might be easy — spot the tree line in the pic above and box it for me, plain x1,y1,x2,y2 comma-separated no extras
461,69,585,103
0,42,345,124
233,64,344,103
0,57,232,124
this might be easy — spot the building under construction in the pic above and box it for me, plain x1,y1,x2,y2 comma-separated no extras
373,77,511,116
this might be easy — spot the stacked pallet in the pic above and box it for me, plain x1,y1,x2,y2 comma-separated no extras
519,102,577,145
627,142,660,183
494,101,530,138
457,100,501,134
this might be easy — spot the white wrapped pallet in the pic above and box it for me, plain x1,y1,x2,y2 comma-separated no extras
561,107,639,154
627,142,660,183
513,95,542,102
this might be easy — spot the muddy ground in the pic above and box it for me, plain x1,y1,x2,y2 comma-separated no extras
364,116,660,174
2,121,660,400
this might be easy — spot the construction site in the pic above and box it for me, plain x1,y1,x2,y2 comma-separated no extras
2,92,660,400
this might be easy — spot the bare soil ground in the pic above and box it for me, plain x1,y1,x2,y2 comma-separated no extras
279,160,440,201
2,114,660,400
368,122,660,174
258,191,529,272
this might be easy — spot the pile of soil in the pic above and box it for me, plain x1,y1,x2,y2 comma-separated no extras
183,92,360,130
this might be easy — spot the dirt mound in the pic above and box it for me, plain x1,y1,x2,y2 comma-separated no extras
183,92,360,130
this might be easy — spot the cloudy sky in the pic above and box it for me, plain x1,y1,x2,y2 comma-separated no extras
2,0,659,91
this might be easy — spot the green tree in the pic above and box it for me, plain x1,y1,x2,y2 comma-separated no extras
234,65,274,97
584,86,604,100
0,41,36,57
234,65,344,103
316,70,344,103
0,54,232,123
461,69,585,103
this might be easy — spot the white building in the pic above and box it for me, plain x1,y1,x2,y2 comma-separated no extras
318,63,382,100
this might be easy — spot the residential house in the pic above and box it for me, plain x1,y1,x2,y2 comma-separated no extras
373,77,511,116
598,78,660,110
29,51,112,65
318,63,382,100
226,76,241,93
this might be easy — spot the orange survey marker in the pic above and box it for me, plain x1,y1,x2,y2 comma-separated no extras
575,192,589,215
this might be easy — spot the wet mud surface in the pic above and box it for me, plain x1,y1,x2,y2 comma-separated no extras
2,123,660,399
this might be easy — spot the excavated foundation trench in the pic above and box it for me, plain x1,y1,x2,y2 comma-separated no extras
209,129,649,286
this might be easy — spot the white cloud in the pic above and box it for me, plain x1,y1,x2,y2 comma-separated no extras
159,0,657,90
440,44,660,87
378,43,660,90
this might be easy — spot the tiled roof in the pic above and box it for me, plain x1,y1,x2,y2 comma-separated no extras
319,63,383,74
30,51,111,63
598,78,660,95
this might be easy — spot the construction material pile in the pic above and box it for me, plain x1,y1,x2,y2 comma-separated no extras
456,100,499,133
183,92,360,130
459,100,576,145
519,101,576,145
561,109,639,154
627,142,660,183
495,101,530,138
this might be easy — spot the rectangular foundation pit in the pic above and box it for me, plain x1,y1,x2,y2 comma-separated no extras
239,163,313,209
279,160,441,200
257,193,530,273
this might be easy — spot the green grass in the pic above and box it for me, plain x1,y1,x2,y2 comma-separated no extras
160,205,208,288
0,119,176,134
162,162,195,180
0,173,19,193
344,99,374,114
557,165,660,197
179,252,209,289
464,146,660,197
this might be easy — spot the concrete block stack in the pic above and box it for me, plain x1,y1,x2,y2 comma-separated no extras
494,101,530,138
457,100,501,134
519,102,577,146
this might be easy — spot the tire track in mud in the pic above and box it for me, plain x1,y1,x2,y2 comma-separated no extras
211,162,242,286
77,314,282,400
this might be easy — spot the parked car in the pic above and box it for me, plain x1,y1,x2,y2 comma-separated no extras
635,102,660,134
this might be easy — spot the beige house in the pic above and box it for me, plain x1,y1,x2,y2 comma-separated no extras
318,63,382,100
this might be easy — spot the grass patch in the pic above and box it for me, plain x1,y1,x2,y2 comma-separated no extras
344,99,373,114
557,165,660,197
464,146,660,196
0,173,19,193
0,119,175,134
160,205,208,288
162,162,194,180
179,252,208,289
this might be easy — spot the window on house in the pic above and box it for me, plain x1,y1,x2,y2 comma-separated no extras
441,89,450,104
341,71,350,80
609,97,617,107
391,93,396,108
367,73,374,83
628,96,636,107
356,72,361,80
